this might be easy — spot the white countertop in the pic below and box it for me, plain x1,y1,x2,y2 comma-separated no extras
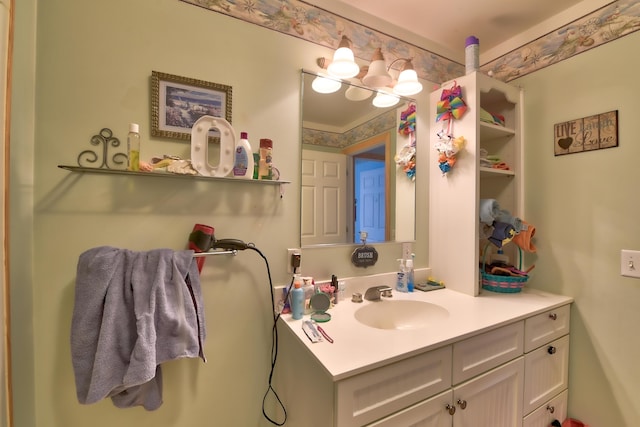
279,286,573,381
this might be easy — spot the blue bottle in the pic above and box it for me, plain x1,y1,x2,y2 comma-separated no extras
406,254,415,292
291,278,305,320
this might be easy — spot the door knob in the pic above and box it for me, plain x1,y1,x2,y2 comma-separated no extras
446,404,456,415
457,399,467,409
548,346,557,354
548,313,558,320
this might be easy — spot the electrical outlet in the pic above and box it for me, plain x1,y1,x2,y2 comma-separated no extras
621,249,640,278
287,248,301,273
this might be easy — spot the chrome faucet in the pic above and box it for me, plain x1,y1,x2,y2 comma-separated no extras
364,285,393,301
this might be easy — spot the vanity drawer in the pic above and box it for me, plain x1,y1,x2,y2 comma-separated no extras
523,335,570,415
524,305,570,353
452,321,524,384
365,390,452,427
523,390,568,427
335,345,452,427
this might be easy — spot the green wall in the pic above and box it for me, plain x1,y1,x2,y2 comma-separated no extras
12,0,640,426
516,31,640,426
11,0,429,425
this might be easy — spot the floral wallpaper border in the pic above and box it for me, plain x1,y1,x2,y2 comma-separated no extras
302,109,396,150
182,0,640,84
483,1,640,82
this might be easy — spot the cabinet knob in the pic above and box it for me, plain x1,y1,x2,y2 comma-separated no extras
548,346,557,355
548,313,558,320
457,399,467,410
446,404,456,415
547,404,556,414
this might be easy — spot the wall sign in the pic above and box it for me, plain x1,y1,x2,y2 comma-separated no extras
351,246,379,268
554,110,618,156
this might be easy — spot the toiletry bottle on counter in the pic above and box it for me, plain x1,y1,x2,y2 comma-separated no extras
302,277,315,315
396,259,408,293
465,36,479,75
233,132,254,179
258,138,273,180
127,123,141,171
406,254,415,292
291,277,305,320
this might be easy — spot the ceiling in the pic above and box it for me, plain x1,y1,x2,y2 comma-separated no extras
306,0,599,61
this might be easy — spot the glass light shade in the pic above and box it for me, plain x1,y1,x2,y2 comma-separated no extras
393,69,423,96
311,73,341,94
372,88,400,108
327,48,359,79
345,84,372,101
362,48,392,88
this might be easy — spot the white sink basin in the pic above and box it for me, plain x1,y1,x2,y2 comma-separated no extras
354,300,450,330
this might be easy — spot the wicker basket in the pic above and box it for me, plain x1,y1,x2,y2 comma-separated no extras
481,244,528,293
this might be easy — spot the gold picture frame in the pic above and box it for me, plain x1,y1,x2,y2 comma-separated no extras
150,71,232,142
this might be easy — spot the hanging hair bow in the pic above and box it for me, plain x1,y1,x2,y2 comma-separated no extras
436,81,468,122
398,103,416,135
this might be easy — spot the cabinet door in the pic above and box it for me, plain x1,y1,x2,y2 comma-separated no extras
453,357,524,427
523,390,568,427
366,390,453,427
523,335,570,415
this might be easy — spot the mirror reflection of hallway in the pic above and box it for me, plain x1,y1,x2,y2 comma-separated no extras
345,132,391,244
354,152,386,243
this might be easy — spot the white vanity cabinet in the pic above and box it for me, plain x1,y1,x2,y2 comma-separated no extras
277,302,571,427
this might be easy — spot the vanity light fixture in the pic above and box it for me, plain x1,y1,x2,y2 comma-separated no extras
372,87,400,108
326,35,360,79
389,58,423,96
361,48,393,89
311,71,342,94
344,66,373,101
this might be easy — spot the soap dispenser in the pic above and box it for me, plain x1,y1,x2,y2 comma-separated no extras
396,259,408,293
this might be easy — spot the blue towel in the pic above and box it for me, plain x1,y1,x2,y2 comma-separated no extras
71,246,206,410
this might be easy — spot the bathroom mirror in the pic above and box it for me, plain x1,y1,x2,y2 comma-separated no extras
300,70,416,247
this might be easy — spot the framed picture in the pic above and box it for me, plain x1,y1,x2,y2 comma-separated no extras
151,71,232,142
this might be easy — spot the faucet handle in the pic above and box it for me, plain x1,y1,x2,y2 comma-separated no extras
380,287,393,298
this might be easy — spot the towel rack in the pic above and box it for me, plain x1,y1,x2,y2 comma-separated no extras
193,249,237,257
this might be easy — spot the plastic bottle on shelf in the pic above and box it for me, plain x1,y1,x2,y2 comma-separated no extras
233,132,254,179
396,259,408,293
465,36,479,75
127,123,141,171
252,153,260,179
258,138,273,180
406,254,415,292
291,276,305,320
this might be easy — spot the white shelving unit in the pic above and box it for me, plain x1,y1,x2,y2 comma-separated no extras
429,71,523,296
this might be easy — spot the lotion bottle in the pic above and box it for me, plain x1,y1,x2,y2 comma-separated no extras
127,123,140,171
291,276,305,320
396,259,408,293
233,132,254,179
